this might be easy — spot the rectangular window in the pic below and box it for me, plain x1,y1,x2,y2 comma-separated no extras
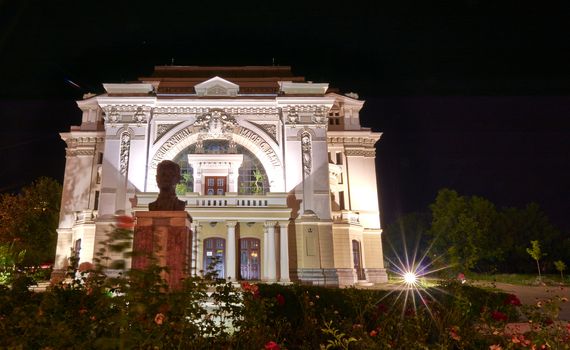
339,191,345,210
94,191,100,210
336,152,343,165
97,152,103,165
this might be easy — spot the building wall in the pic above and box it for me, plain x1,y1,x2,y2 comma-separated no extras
53,70,387,286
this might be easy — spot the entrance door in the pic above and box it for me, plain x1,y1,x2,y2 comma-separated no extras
205,176,227,195
203,238,225,278
239,238,260,280
352,240,366,280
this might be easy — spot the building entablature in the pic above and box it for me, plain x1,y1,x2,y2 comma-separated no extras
327,131,382,147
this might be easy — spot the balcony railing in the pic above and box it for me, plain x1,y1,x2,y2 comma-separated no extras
135,192,288,209
332,210,360,225
74,210,98,224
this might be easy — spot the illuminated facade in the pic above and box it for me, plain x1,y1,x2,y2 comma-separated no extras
54,66,387,286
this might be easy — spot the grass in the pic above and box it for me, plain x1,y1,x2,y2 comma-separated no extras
466,273,569,286
386,270,569,287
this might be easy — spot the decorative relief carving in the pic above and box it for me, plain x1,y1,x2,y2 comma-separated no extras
283,105,330,126
250,122,277,143
301,131,312,176
155,123,181,141
152,106,278,115
311,107,328,126
344,149,376,157
65,149,96,157
154,107,209,114
63,136,104,157
286,108,299,125
152,125,281,169
65,136,105,147
156,124,170,138
327,136,378,145
193,110,239,138
119,131,131,175
206,85,229,96
133,107,146,125
102,105,151,127
103,106,119,125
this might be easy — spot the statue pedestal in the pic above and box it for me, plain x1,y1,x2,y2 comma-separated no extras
133,211,192,290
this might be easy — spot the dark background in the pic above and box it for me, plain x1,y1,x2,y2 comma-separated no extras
1,1,569,232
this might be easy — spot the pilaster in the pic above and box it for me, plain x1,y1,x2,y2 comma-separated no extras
278,220,290,282
226,220,237,281
264,221,277,282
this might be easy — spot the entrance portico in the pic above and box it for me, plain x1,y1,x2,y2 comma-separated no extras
135,192,291,283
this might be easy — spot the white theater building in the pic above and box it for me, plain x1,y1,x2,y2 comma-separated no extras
54,66,387,286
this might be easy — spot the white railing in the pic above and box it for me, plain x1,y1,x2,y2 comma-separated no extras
135,192,288,209
332,210,360,224
74,210,98,224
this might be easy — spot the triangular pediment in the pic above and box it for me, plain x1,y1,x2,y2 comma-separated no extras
194,76,239,96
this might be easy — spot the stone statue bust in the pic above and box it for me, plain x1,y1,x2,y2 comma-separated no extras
149,160,186,211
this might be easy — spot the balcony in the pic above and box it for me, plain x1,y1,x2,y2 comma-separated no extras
74,210,98,225
133,192,291,222
135,192,288,209
332,210,360,225
182,192,287,208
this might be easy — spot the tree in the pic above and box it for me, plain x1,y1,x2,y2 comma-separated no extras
428,189,501,272
526,240,545,281
383,212,431,270
496,203,561,273
0,177,61,266
554,260,566,281
0,243,26,285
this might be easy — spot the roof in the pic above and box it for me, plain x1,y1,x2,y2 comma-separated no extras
137,66,310,96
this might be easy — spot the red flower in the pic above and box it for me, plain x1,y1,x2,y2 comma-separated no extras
265,341,280,350
505,294,522,306
154,313,165,325
116,215,135,229
369,329,378,337
78,262,94,272
240,282,260,297
276,293,285,306
491,311,508,322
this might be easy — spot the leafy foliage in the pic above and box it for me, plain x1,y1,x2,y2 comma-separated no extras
527,240,545,280
423,188,564,274
0,177,61,266
0,243,26,285
428,189,500,272
555,260,567,280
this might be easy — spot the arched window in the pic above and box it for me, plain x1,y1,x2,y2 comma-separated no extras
173,140,269,194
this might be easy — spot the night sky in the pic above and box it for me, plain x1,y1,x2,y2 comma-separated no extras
1,2,569,232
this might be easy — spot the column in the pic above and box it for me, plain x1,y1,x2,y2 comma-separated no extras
226,221,237,281
278,221,290,282
265,221,277,282
190,222,200,276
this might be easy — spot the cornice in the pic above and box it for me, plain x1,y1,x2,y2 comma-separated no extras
327,132,382,145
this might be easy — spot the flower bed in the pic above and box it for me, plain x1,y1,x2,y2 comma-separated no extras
1,221,568,349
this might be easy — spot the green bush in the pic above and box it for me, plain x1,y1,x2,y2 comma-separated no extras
1,220,568,349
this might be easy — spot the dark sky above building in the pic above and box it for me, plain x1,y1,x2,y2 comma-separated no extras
0,1,569,231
